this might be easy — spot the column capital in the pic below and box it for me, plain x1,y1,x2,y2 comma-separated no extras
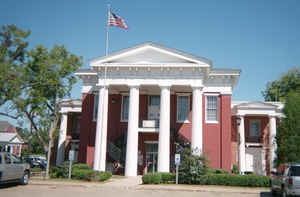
268,115,277,119
191,85,204,90
127,83,140,88
159,84,171,89
236,115,245,118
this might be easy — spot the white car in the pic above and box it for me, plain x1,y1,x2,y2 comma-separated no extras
271,163,300,197
0,152,30,185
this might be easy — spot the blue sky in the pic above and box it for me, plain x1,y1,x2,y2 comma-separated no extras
1,0,300,102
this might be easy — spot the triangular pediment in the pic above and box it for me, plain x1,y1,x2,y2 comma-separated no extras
90,42,211,67
237,102,278,110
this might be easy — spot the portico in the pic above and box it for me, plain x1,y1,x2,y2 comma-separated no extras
232,101,284,175
72,42,240,176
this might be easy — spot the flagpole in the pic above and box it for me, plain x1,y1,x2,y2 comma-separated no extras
106,4,110,56
104,4,110,86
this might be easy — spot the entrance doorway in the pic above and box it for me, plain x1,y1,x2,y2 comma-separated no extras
145,142,158,173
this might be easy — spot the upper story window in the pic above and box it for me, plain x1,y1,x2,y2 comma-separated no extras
121,95,129,122
249,119,261,137
93,94,99,121
177,95,190,122
149,95,160,106
206,95,218,123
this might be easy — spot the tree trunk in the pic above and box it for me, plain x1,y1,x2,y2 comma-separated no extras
45,139,52,179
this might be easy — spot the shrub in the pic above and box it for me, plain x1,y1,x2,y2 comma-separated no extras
142,173,161,184
88,171,112,182
179,174,271,187
160,173,175,184
179,148,209,184
206,168,229,174
72,163,92,171
232,165,239,174
72,169,93,180
142,173,175,184
50,162,111,182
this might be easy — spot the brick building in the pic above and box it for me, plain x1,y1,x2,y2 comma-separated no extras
55,42,283,176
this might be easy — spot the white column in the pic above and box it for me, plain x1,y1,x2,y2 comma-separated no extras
56,113,68,166
19,145,22,157
238,116,246,174
125,85,140,176
94,86,109,171
269,116,277,171
158,85,171,173
191,86,203,156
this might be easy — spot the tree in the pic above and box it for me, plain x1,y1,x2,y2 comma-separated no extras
15,45,82,178
0,25,82,178
0,25,30,117
262,68,300,102
276,92,300,165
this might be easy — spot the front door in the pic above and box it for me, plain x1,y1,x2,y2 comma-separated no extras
146,142,158,173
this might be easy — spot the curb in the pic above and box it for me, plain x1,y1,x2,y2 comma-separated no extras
136,185,271,194
29,179,271,194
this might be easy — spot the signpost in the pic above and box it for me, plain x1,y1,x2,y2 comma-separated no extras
68,150,75,179
175,154,181,184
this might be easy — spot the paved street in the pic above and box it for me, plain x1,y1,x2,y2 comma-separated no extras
0,180,273,197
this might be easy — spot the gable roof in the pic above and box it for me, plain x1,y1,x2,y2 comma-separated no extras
236,101,278,110
0,133,24,144
89,42,212,67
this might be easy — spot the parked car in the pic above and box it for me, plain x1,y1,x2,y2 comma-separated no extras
271,163,300,197
25,155,47,169
0,152,30,185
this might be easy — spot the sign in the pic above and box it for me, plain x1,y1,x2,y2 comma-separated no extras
175,154,181,166
69,150,75,161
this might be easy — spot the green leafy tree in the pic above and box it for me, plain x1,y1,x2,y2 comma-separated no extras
179,148,209,184
276,92,300,165
0,25,82,178
0,25,30,117
262,68,300,101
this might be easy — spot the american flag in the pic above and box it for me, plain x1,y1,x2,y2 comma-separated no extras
108,11,128,29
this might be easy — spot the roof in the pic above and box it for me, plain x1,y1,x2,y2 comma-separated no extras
89,42,213,66
0,132,23,144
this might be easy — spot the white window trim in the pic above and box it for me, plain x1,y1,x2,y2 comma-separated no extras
92,93,99,122
176,95,190,123
120,95,129,122
205,95,219,124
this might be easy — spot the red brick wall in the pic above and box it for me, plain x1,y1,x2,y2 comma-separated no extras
78,93,96,166
220,95,232,172
79,93,233,172
203,94,221,170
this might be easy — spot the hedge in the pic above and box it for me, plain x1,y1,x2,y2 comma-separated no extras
50,162,111,182
142,173,175,184
206,168,229,174
179,174,271,187
142,173,271,187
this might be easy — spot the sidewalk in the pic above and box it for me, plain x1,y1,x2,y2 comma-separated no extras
30,176,271,194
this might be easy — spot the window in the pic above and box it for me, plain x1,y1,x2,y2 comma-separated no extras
206,96,218,122
177,95,190,122
11,154,22,164
121,96,129,121
249,120,261,137
4,153,11,164
93,94,99,121
149,96,160,106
